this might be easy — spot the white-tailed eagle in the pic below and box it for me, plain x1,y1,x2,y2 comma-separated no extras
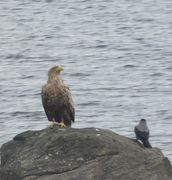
41,66,75,128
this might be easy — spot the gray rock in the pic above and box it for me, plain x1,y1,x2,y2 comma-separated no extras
1,127,172,180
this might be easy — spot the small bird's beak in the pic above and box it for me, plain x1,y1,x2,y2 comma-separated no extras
58,66,64,71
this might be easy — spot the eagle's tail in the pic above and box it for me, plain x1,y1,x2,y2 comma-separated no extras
142,139,152,148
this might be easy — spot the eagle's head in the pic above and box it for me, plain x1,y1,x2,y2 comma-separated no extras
48,66,64,76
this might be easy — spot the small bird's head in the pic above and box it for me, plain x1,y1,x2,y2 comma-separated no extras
140,119,147,124
48,66,64,76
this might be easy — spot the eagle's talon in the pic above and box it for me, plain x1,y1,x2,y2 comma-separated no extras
58,122,67,128
49,122,57,128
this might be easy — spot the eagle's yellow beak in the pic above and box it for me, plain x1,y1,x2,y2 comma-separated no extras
58,66,64,71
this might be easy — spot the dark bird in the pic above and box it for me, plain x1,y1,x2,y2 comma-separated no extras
134,119,152,148
41,66,75,128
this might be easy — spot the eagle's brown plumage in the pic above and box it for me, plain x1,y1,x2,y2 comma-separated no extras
41,66,75,127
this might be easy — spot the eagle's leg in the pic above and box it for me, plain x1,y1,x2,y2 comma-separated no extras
58,121,67,128
49,121,57,128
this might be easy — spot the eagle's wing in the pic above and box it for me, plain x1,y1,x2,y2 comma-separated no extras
64,86,75,122
42,83,75,123
41,84,53,121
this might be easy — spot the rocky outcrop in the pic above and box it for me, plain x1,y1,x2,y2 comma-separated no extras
1,127,172,180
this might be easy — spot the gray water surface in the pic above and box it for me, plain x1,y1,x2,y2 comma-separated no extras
0,0,172,163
